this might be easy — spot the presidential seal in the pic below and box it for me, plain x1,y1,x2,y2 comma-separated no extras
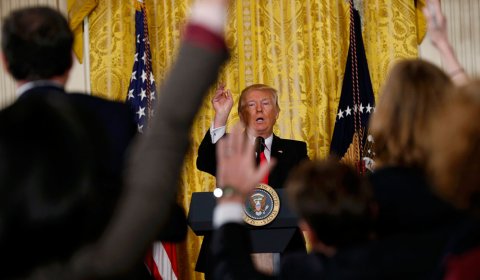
243,183,280,226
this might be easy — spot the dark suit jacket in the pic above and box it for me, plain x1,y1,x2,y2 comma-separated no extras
0,86,139,279
16,85,136,227
12,85,187,279
369,166,462,236
19,85,137,182
197,131,309,189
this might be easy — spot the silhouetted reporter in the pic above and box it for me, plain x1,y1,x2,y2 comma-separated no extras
0,5,189,279
0,91,112,279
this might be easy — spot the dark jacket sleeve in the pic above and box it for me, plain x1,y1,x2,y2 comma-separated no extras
196,130,218,176
155,203,187,242
297,141,309,162
72,27,229,278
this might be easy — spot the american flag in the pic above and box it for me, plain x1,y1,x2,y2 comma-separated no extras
127,1,157,133
126,2,178,279
330,1,375,173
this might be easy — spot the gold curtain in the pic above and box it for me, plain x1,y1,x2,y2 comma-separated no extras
84,0,189,101
70,0,425,279
67,0,98,62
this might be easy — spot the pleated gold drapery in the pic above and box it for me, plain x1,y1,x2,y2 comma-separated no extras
67,0,98,61
69,0,425,279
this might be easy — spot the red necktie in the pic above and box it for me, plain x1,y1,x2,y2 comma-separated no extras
260,151,269,184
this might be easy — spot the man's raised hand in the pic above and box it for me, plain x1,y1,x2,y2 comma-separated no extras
212,83,234,128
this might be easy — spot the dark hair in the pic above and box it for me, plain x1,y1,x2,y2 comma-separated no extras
1,6,73,80
286,158,374,248
0,94,110,278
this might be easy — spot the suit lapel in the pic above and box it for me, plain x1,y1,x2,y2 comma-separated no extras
270,134,283,160
269,134,284,187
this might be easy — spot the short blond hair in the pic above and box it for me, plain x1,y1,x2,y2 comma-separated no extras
237,84,280,115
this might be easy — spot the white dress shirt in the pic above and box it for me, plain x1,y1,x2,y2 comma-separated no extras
209,123,273,161
16,80,64,97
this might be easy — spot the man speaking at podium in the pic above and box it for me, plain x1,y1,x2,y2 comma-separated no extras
196,83,309,277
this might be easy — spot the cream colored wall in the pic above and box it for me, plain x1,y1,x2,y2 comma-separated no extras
420,0,480,78
0,0,89,109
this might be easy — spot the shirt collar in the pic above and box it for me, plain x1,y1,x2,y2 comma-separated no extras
264,134,273,152
247,133,273,152
16,80,64,97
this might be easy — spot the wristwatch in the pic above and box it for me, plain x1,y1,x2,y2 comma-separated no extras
213,186,239,198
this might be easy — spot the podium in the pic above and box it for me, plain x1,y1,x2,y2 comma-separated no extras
188,189,299,253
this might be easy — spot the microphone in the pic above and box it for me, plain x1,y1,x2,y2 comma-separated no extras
255,136,265,166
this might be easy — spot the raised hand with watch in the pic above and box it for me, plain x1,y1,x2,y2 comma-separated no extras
214,123,275,204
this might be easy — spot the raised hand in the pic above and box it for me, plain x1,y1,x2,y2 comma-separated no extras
216,124,275,202
423,0,448,48
212,82,234,128
423,0,469,85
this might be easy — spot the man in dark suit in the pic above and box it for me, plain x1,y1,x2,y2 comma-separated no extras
0,6,189,279
210,130,376,280
0,89,111,279
197,83,309,187
0,7,141,278
196,83,309,276
1,6,137,186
